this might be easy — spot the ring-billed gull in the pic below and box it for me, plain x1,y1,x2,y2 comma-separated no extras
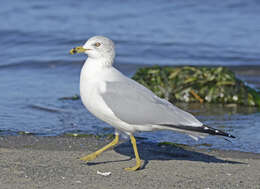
70,36,235,171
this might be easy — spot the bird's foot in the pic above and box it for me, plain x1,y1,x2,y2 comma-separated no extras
80,153,98,162
124,161,141,171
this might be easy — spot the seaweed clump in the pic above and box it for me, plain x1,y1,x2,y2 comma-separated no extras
132,66,260,107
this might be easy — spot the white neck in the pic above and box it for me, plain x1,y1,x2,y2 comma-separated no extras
88,55,114,67
80,57,113,79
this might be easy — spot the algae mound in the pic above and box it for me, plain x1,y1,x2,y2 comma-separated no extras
132,66,260,107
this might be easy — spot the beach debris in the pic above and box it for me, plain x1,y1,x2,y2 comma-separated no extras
64,133,101,138
132,66,260,107
18,131,33,135
58,94,80,100
29,104,68,113
97,170,111,176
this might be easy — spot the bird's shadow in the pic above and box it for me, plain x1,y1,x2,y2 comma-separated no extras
86,140,245,170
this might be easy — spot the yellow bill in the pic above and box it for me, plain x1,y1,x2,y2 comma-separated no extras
70,46,86,55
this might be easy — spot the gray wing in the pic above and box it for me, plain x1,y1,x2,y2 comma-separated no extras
101,78,202,127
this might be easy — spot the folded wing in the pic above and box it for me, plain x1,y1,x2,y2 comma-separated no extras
101,78,235,139
101,79,202,127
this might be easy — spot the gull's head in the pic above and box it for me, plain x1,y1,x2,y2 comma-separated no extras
70,36,115,63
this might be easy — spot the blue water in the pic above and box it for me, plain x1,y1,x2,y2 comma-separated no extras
0,0,260,153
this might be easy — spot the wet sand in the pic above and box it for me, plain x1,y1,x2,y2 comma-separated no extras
0,135,260,189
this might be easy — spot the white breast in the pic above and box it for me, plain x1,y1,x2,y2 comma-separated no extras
79,60,136,133
80,63,111,121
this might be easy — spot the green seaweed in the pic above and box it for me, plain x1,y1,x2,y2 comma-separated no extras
63,133,114,139
132,66,260,107
194,143,213,147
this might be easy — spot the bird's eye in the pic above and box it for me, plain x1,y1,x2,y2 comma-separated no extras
94,42,101,47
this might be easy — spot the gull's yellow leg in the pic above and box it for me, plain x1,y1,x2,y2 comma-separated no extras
125,135,141,171
80,134,119,162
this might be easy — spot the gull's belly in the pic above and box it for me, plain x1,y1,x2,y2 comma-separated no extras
80,79,136,133
80,80,112,121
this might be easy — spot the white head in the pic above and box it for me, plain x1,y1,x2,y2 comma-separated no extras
70,36,115,66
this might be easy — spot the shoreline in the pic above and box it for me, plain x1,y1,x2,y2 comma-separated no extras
1,135,260,158
1,135,260,188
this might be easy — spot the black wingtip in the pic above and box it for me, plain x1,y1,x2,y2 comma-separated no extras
228,134,236,138
159,124,236,139
202,125,235,138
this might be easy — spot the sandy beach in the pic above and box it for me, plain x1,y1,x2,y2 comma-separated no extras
0,135,259,189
